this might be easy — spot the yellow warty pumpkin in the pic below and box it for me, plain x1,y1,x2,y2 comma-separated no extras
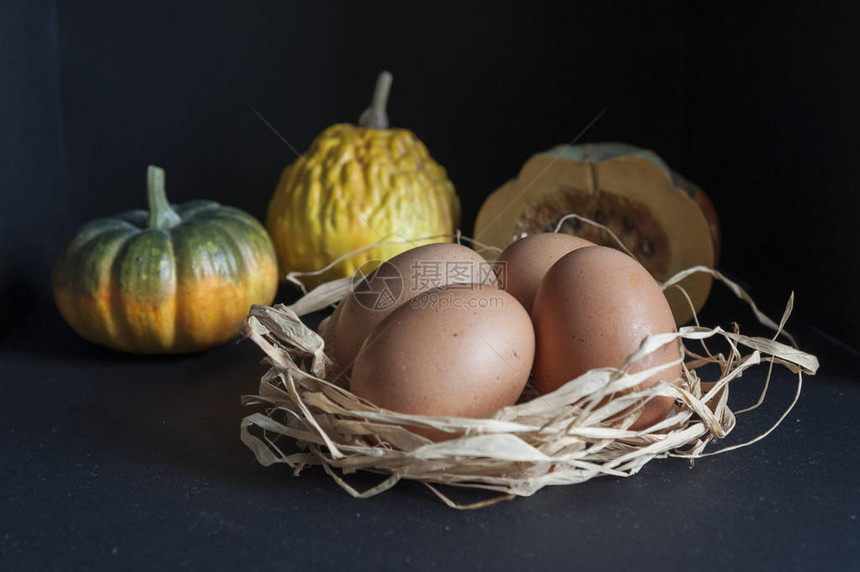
266,72,460,286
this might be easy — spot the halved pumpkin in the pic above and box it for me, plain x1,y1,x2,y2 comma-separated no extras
474,143,718,325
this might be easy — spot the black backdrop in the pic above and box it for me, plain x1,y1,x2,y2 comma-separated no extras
2,0,859,350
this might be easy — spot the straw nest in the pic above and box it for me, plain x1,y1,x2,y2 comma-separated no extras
239,229,819,509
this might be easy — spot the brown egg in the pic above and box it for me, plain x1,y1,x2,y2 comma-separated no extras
350,285,534,441
497,232,594,311
532,246,681,430
333,243,497,372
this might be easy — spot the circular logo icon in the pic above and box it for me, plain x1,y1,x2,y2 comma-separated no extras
351,260,403,311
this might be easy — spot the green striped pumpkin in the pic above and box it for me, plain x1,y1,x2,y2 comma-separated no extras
53,166,278,353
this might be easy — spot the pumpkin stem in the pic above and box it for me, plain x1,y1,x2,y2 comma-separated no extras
146,165,182,230
358,71,393,130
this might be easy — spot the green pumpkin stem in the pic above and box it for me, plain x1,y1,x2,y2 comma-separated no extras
358,71,393,130
146,165,182,230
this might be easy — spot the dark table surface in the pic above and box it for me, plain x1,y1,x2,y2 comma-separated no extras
1,286,858,572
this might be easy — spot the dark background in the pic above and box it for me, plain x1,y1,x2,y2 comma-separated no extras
2,2,859,571
3,0,859,349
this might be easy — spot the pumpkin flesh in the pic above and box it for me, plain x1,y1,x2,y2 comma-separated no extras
474,148,716,325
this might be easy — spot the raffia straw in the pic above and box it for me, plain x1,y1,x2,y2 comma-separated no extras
240,230,819,508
